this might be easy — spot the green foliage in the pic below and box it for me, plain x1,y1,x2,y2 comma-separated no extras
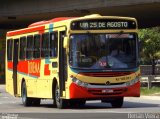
139,27,160,64
141,87,160,96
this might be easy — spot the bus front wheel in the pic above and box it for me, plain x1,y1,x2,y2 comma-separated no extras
54,83,67,109
111,97,124,108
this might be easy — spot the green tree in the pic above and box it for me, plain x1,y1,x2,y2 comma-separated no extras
139,27,160,75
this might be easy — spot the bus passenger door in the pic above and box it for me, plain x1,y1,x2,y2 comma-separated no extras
13,39,19,96
59,31,67,98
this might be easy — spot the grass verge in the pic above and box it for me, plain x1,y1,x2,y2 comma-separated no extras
141,87,160,96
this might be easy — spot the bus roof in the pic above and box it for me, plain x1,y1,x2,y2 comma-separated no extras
7,17,75,37
28,17,75,27
6,14,137,37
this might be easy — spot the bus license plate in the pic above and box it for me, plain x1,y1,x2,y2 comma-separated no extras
102,89,113,93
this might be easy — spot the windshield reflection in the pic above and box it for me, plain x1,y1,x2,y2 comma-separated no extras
69,33,137,69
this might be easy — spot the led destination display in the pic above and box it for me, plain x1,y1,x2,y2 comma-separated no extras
71,19,137,30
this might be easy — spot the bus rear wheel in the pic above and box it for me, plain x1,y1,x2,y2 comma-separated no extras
21,82,41,106
111,97,124,108
54,83,67,109
21,82,32,106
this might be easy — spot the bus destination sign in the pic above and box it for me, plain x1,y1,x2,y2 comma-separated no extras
71,19,136,30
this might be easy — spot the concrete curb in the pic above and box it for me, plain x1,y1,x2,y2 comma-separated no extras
140,96,160,100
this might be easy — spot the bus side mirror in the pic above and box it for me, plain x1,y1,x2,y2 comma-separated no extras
63,37,68,48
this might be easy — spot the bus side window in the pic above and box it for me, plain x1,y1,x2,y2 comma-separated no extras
7,39,13,61
19,37,26,60
41,33,50,58
50,32,58,57
26,35,34,59
33,34,41,59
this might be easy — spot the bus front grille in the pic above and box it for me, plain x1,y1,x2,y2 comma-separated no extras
79,72,133,77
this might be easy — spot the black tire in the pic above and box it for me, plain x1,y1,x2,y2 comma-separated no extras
54,83,67,109
52,82,57,107
21,82,32,106
111,97,124,108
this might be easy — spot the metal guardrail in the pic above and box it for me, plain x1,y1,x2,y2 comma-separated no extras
140,75,160,89
140,65,160,75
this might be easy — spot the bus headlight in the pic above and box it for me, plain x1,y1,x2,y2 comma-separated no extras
126,76,140,86
71,77,88,88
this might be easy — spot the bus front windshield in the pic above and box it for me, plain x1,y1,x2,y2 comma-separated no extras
69,33,138,69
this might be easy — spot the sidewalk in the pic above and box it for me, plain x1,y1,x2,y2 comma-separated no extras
140,95,160,100
0,84,5,89
0,84,5,94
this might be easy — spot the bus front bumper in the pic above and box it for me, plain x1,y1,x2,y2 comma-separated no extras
69,81,140,99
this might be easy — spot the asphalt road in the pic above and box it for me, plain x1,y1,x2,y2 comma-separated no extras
0,85,160,119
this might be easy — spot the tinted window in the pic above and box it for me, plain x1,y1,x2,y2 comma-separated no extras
41,33,50,58
26,36,33,59
7,39,13,60
33,35,41,58
19,37,26,60
50,32,58,57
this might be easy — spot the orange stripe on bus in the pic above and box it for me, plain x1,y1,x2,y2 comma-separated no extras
7,26,45,37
